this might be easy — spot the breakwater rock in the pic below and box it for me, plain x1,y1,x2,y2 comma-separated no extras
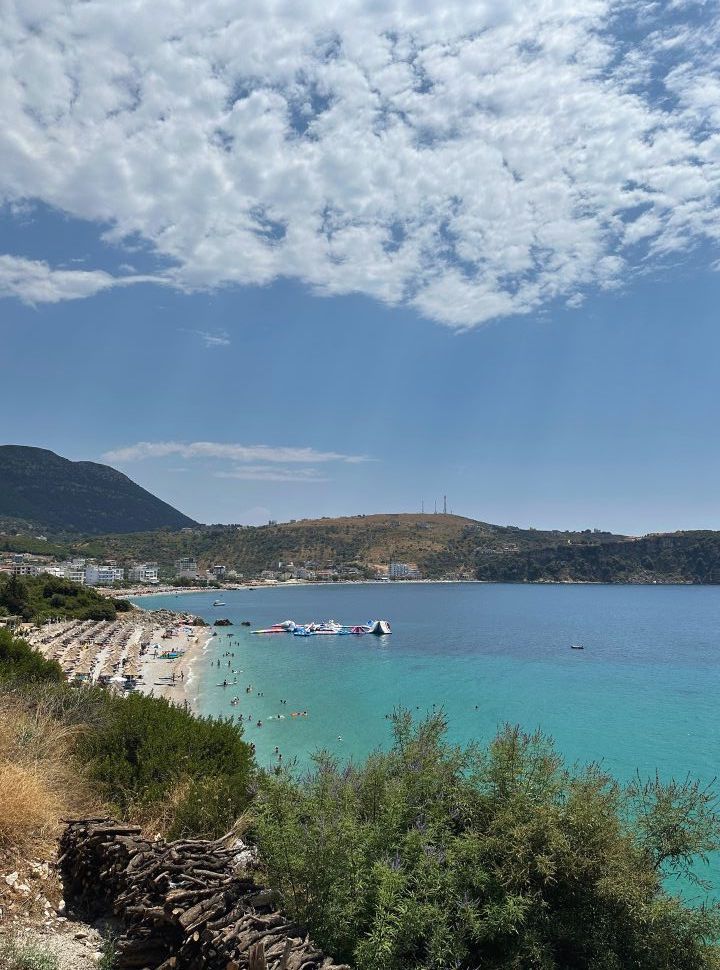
59,819,349,970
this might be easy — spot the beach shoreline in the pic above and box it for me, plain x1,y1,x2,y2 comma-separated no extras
134,623,212,710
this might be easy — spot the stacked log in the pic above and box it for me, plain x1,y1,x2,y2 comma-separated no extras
59,819,349,970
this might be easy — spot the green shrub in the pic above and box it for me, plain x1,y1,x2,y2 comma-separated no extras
2,677,255,839
0,574,123,622
167,773,250,840
254,712,720,970
77,691,254,832
0,628,63,683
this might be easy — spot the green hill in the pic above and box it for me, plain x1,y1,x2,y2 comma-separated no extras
0,446,197,535
74,513,628,579
475,530,720,584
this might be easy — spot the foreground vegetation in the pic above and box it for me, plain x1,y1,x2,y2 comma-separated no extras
255,713,720,970
0,937,59,970
0,574,131,622
2,629,720,967
0,631,254,852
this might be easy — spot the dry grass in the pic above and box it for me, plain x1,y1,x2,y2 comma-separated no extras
0,697,100,859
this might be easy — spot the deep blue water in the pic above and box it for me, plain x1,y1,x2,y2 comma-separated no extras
136,582,720,894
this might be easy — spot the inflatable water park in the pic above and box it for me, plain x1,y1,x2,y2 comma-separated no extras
252,619,392,636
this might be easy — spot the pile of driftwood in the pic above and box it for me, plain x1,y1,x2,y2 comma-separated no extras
59,819,349,970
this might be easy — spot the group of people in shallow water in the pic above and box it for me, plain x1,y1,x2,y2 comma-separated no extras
210,636,319,763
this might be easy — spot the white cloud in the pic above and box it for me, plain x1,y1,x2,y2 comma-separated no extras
1,1,720,326
180,328,231,347
102,440,372,464
0,254,161,304
215,465,329,482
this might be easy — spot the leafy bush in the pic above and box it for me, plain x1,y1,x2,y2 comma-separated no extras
2,678,255,840
166,774,250,840
76,691,254,834
0,628,63,683
0,574,125,622
254,712,720,970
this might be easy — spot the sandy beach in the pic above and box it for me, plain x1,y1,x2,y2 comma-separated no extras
24,606,212,713
135,622,212,709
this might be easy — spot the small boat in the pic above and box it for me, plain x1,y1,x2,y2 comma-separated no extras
571,644,584,650
213,600,226,607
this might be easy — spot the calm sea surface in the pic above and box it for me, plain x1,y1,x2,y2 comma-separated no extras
135,582,720,893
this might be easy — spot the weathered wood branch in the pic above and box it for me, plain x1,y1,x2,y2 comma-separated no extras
59,819,350,970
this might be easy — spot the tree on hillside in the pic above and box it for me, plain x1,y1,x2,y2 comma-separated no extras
0,574,29,618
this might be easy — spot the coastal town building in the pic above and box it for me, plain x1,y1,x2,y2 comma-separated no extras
84,565,125,586
62,563,87,584
175,557,199,579
11,562,42,576
389,561,421,579
128,564,159,583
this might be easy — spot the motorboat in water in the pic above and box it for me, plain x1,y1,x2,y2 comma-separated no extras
213,599,226,607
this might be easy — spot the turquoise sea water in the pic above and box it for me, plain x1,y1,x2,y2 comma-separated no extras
136,582,720,893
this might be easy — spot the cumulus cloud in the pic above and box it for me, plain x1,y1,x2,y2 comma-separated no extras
0,254,161,304
2,1,720,326
103,440,372,464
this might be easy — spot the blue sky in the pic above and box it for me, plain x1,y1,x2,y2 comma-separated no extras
2,0,720,533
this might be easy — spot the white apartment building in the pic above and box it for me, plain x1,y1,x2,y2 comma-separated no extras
44,565,67,578
85,565,125,586
128,564,159,583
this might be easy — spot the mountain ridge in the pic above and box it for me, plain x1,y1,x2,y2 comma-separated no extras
0,445,197,534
